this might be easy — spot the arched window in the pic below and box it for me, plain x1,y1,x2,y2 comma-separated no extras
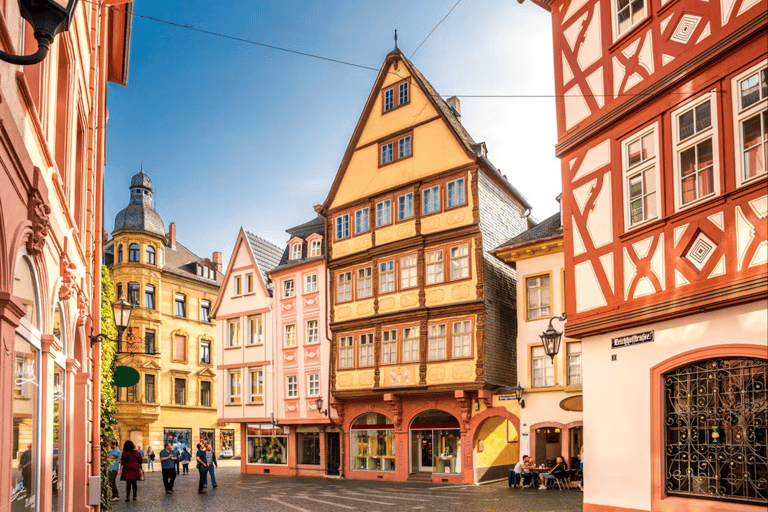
128,243,140,262
409,410,461,474
117,244,123,263
146,245,155,265
351,413,395,471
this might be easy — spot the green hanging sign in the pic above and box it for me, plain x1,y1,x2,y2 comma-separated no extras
113,365,140,387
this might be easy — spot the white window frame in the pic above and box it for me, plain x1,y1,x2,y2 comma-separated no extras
249,368,264,403
247,315,263,345
335,214,349,240
450,244,469,280
228,319,241,347
305,273,317,294
307,373,320,397
310,239,322,257
359,333,374,367
381,329,397,365
234,276,242,296
621,122,661,231
452,320,471,359
611,0,647,42
246,273,253,293
337,271,352,302
384,88,394,112
425,250,444,285
526,274,551,321
284,324,296,348
306,319,319,344
291,243,302,260
732,60,768,187
381,142,394,165
428,324,447,361
357,267,372,298
283,278,295,298
398,135,411,159
532,346,555,388
376,199,392,226
339,336,354,369
355,207,370,234
379,260,395,293
402,327,420,363
422,185,440,214
286,375,298,399
672,92,720,211
567,341,583,386
399,254,417,289
228,370,242,404
399,81,409,105
446,178,466,208
398,192,414,220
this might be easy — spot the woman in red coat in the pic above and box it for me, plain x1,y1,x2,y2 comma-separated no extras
119,440,143,502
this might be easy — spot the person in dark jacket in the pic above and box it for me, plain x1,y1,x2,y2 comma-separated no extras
204,441,218,489
195,443,208,494
119,440,143,502
180,447,192,475
540,456,568,489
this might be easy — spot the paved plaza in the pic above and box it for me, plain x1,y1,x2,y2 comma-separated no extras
111,464,583,512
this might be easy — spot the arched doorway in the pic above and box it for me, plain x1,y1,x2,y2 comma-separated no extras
473,415,519,482
409,410,461,475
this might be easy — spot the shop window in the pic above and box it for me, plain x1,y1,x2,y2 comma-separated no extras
410,410,462,474
351,413,396,471
297,432,321,465
247,425,287,464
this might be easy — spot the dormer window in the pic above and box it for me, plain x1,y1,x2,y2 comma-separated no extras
309,239,322,257
383,78,410,113
291,243,302,260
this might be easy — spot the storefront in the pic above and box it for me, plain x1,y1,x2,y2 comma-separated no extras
242,424,290,475
163,428,192,452
409,411,461,475
351,413,396,472
219,429,235,457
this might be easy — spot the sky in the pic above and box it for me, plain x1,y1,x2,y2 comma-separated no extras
103,0,560,267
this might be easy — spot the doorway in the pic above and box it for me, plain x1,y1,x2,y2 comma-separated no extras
417,431,433,471
326,432,340,476
409,410,461,474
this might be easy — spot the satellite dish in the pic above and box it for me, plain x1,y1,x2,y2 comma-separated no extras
113,365,140,387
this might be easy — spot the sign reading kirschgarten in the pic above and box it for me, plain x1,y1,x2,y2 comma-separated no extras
611,331,654,349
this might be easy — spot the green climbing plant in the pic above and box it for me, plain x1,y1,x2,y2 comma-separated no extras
99,265,119,509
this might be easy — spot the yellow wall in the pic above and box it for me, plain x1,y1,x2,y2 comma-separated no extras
474,416,518,468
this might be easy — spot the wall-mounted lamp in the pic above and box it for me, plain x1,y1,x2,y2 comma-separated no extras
0,0,79,65
88,295,134,347
513,382,525,409
315,396,328,416
540,313,567,363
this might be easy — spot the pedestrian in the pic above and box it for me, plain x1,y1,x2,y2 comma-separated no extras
107,441,121,501
119,440,143,502
578,446,584,491
147,445,155,472
180,447,191,475
195,443,208,494
172,443,181,475
137,444,145,461
159,442,177,494
19,444,32,501
205,441,218,489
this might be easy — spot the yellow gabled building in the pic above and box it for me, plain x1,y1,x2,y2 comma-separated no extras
318,47,534,484
106,169,238,458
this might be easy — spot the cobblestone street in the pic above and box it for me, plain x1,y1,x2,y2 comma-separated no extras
110,465,583,512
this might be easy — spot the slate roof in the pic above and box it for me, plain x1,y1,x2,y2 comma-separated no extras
113,169,165,236
272,217,326,272
494,212,562,252
161,239,223,286
245,231,283,284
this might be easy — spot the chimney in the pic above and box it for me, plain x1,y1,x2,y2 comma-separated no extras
212,251,222,272
168,222,176,249
446,96,461,117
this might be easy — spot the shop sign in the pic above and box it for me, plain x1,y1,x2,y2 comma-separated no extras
611,331,654,349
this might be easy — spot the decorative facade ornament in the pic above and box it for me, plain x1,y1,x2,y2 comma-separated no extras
27,191,51,255
455,395,472,431
76,286,89,326
58,250,77,301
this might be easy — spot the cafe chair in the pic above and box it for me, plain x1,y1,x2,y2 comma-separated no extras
554,472,572,490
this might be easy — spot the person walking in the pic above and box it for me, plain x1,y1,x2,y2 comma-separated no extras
159,442,177,494
172,444,181,475
119,440,143,502
195,443,208,494
180,447,191,475
107,441,121,501
204,441,218,489
146,446,155,472
137,445,145,461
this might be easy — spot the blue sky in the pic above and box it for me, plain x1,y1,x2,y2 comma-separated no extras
104,0,558,265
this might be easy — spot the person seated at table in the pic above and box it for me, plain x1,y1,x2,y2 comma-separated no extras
510,455,539,487
539,456,568,489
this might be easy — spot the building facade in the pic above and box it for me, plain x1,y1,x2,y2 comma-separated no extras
318,48,534,484
106,170,236,457
493,204,584,469
528,0,767,510
0,1,132,511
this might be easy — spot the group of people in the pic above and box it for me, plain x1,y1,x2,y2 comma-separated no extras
510,449,584,491
107,439,218,502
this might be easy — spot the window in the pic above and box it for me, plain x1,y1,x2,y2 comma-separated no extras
284,324,296,348
384,88,394,111
351,413,396,471
144,284,155,310
200,299,211,322
339,336,354,369
398,135,411,159
174,378,186,405
291,243,302,260
614,0,645,38
228,319,241,347
200,341,211,365
248,315,263,345
733,63,767,185
532,346,555,387
399,81,409,105
380,141,394,165
249,368,264,403
145,331,156,355
382,330,397,364
673,95,718,208
400,254,417,289
567,342,582,386
423,185,440,214
376,199,392,226
452,321,471,358
145,374,155,403
173,335,186,362
623,125,659,228
426,250,444,284
283,279,295,298
126,383,139,402
398,192,414,220
450,244,469,280
355,207,369,233
234,276,242,295
305,273,317,294
428,324,447,361
127,282,140,306
447,178,466,208
402,327,420,362
336,214,349,240
246,273,253,293
310,239,322,257
379,260,395,293
337,271,352,302
200,381,211,407
146,245,155,265
117,244,123,263
664,357,767,504
359,333,374,367
174,293,186,317
306,320,319,344
357,267,372,298
129,243,140,262
116,283,123,299
286,375,298,399
526,274,551,320
228,370,241,404
383,80,409,112
307,373,320,397
297,432,321,465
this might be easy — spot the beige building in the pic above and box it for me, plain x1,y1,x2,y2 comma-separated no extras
106,169,238,457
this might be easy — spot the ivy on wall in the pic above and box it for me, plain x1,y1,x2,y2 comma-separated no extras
99,265,119,509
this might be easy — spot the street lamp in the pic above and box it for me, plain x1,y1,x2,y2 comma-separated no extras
540,313,567,363
89,295,134,347
315,396,328,416
513,383,525,409
0,0,79,65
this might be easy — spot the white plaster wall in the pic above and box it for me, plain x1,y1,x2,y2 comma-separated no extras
583,300,768,510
